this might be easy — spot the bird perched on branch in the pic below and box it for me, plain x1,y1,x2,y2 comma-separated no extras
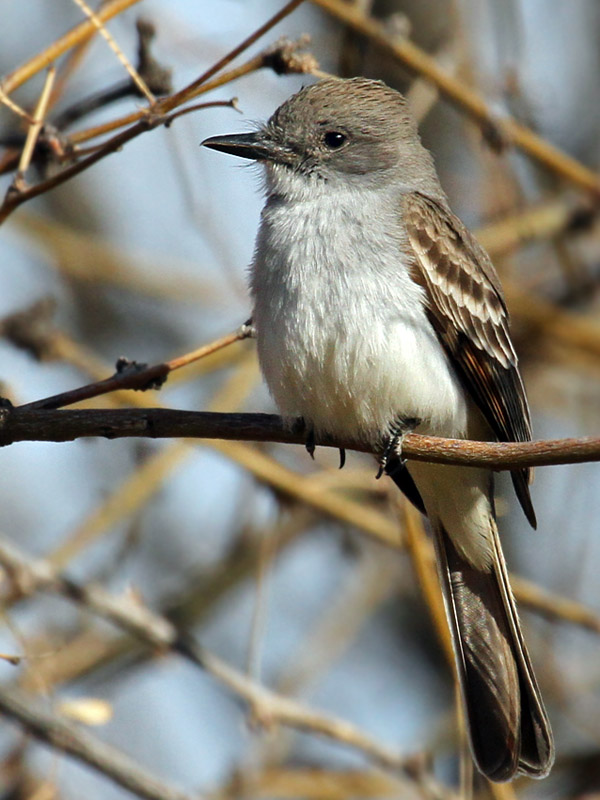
203,77,554,782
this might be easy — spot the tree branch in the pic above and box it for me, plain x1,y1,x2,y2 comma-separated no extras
17,324,253,411
0,686,193,800
0,406,597,470
0,0,144,97
310,0,600,197
0,539,436,791
0,2,312,226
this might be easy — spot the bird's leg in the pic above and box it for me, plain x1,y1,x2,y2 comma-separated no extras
376,416,420,479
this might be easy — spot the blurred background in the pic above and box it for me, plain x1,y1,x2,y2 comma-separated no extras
1,1,600,798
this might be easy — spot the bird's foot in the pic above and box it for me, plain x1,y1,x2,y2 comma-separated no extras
305,426,316,460
376,417,420,479
293,417,317,460
293,418,344,467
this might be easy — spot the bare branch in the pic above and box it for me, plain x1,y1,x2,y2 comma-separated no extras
310,0,600,197
13,68,56,186
159,0,306,113
0,539,439,792
70,0,156,103
0,407,597,471
0,0,144,97
67,37,314,148
0,687,194,800
17,323,252,411
0,1,310,225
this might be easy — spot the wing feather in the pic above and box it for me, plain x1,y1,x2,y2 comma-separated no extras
403,192,536,527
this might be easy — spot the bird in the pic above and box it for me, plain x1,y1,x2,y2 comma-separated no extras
202,77,554,782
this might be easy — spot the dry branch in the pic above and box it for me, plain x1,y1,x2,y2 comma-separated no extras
0,2,310,225
310,0,600,197
0,687,193,800
0,406,597,471
18,325,253,411
0,0,144,96
0,539,434,788
159,0,306,114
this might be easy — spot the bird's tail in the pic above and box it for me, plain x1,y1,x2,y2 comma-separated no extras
433,521,554,782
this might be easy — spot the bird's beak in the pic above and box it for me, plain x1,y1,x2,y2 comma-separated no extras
201,132,277,162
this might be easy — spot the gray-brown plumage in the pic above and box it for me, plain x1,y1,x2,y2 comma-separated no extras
399,192,550,779
403,191,536,527
202,76,554,782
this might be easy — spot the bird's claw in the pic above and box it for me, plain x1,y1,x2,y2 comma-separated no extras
376,417,420,479
305,426,316,460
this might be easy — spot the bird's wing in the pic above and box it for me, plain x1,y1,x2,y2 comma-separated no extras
402,191,536,527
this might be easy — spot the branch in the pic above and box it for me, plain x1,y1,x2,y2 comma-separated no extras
66,36,317,148
0,0,144,97
0,539,434,789
0,110,167,224
0,4,312,225
310,0,600,198
17,323,253,411
0,687,193,800
159,0,306,114
0,407,598,470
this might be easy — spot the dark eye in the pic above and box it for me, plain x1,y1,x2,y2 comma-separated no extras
323,131,347,149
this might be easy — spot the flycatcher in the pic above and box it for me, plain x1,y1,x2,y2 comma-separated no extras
202,77,554,782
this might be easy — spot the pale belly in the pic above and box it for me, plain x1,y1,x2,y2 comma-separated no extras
251,184,468,445
250,182,499,573
254,292,468,445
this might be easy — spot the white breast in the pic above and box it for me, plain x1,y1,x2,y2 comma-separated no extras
250,180,468,445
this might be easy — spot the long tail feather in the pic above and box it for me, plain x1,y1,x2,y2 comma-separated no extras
434,522,554,781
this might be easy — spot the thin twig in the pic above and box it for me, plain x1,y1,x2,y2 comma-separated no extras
0,539,432,784
70,0,155,103
19,324,253,411
162,98,241,125
0,114,154,225
68,36,314,147
47,23,96,112
0,687,193,800
67,54,264,145
0,0,144,97
0,24,311,225
51,22,173,133
13,67,56,188
159,0,306,114
0,85,31,121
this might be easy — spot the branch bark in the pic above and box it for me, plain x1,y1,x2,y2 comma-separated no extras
0,406,597,470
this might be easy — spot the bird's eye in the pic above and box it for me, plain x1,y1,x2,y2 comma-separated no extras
323,131,347,149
